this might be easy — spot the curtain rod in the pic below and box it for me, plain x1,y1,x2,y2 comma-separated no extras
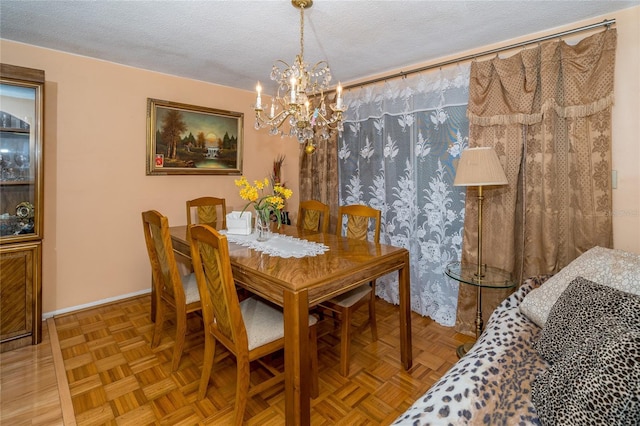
342,18,615,91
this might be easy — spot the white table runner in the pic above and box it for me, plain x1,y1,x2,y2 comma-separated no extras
221,230,329,258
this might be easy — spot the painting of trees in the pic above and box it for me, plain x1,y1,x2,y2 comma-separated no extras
161,109,187,159
196,131,206,148
147,98,243,175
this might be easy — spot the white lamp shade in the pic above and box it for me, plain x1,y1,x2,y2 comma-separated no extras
454,147,508,187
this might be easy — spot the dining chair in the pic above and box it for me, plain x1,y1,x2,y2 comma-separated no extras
186,196,227,230
321,204,381,376
297,199,330,234
189,224,319,425
141,210,201,372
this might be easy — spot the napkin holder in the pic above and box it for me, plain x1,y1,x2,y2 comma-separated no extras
226,211,252,235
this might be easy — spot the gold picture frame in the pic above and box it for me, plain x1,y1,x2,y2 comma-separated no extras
146,98,243,175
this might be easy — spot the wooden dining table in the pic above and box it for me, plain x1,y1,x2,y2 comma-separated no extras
168,224,412,426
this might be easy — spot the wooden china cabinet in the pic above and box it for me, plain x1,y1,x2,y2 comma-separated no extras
0,64,44,352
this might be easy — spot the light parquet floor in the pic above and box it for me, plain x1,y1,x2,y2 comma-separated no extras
4,295,474,425
0,320,67,426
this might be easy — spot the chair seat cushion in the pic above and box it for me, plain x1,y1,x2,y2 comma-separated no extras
241,297,317,351
181,273,200,304
328,284,372,308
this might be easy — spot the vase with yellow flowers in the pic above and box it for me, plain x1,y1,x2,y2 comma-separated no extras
235,176,293,241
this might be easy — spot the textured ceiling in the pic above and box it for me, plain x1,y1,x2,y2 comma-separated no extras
1,0,637,94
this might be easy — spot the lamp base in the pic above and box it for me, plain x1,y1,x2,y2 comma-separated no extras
456,341,475,359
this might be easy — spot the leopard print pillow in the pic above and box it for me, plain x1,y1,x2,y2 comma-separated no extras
532,317,640,426
534,276,640,364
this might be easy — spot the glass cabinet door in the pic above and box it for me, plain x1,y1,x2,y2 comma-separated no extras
0,72,44,242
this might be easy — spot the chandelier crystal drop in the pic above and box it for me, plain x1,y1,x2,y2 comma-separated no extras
254,0,344,154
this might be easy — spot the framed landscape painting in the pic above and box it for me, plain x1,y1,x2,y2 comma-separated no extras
146,98,243,175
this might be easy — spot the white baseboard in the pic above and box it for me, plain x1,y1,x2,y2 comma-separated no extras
42,288,151,319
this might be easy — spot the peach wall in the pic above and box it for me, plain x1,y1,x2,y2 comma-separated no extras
1,40,302,315
1,6,638,316
609,6,640,253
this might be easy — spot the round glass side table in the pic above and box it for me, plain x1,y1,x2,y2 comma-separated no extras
445,261,515,358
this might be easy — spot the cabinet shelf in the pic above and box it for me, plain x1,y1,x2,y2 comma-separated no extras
0,180,34,186
0,127,29,134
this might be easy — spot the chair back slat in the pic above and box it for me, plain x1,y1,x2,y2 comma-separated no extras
345,215,369,241
186,197,227,230
142,210,184,304
297,200,330,233
197,205,219,227
302,210,321,231
189,224,248,351
337,204,381,243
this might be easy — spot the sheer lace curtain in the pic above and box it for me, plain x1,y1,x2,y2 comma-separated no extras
456,29,616,335
337,66,470,325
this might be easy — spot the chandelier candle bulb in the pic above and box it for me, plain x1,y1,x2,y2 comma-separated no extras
290,77,296,103
269,102,275,119
336,83,343,109
255,82,262,110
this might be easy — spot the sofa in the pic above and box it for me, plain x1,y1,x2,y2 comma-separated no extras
393,246,640,425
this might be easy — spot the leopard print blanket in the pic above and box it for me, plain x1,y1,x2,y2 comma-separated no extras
394,276,551,426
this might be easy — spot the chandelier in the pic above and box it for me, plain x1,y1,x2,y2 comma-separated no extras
254,0,344,154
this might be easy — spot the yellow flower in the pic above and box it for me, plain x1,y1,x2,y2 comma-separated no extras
234,176,248,187
236,175,293,228
274,185,293,199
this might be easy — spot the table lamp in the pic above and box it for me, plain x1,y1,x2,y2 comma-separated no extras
454,147,508,337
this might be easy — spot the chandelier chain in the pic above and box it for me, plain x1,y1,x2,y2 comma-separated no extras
300,5,304,59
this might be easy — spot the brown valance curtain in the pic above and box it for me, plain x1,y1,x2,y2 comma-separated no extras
456,29,617,335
